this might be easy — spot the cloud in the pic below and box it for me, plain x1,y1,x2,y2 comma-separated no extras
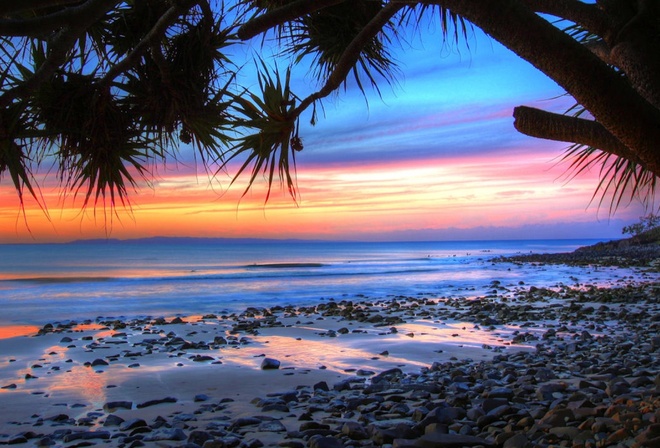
496,190,536,197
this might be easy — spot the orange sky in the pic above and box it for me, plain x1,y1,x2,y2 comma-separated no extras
0,144,638,243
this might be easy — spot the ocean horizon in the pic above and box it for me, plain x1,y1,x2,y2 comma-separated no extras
0,238,625,328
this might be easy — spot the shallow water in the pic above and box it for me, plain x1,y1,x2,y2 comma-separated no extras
0,238,649,328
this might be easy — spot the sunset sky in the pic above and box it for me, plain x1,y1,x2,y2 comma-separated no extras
0,25,646,243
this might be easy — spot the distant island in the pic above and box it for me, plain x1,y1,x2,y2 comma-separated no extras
67,236,334,245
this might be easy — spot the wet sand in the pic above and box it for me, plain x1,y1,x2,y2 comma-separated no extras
0,271,659,446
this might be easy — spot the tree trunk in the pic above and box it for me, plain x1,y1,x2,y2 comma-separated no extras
430,0,660,178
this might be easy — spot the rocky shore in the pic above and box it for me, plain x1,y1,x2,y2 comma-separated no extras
0,272,658,448
495,231,660,269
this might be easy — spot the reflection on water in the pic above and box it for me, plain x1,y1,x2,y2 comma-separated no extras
0,325,39,339
45,365,108,408
228,334,432,371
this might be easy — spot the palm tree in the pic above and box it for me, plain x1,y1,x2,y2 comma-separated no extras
0,0,658,213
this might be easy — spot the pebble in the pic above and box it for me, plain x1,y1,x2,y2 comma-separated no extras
1,270,658,448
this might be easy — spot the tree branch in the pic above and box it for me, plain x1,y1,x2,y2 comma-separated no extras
513,106,642,164
237,0,347,41
99,1,198,87
0,3,100,37
0,0,80,16
0,0,119,108
292,2,404,116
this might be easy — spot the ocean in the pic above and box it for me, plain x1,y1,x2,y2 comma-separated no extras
0,238,628,327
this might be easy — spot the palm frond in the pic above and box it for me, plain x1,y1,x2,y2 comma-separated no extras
222,60,301,202
0,103,43,210
278,0,399,96
560,143,657,214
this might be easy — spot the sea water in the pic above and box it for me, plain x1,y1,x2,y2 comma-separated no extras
0,238,627,327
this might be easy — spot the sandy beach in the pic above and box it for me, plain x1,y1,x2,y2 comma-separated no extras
1,269,659,447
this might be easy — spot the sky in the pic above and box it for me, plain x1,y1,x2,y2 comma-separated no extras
0,18,648,243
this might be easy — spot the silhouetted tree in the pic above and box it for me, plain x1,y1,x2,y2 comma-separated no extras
1,0,657,212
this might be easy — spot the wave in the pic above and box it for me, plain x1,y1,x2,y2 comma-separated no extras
1,264,443,286
2,276,114,284
245,263,325,268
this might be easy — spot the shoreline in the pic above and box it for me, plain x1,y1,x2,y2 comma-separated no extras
1,276,659,447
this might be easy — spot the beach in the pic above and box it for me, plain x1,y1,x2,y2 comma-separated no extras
0,240,659,447
1,257,659,447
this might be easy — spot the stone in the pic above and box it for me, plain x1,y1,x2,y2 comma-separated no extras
341,421,368,440
120,418,148,431
502,433,528,448
136,396,177,408
538,408,575,427
258,420,287,432
419,406,466,426
261,358,281,370
62,431,111,442
103,401,132,411
103,414,125,427
143,428,187,441
487,387,514,400
307,435,343,448
536,383,566,401
189,431,215,446
413,432,493,447
90,358,109,367
313,381,329,391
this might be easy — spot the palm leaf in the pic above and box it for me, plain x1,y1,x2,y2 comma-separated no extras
277,0,399,96
560,143,657,214
222,60,301,202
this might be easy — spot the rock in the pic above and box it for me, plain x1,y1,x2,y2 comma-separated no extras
307,435,343,448
418,406,466,426
481,398,509,414
538,408,575,427
536,383,567,401
372,367,403,382
45,413,70,422
136,396,177,408
262,403,289,412
120,418,148,431
189,430,214,446
502,433,528,448
300,422,330,432
62,431,111,442
606,380,630,396
313,381,329,391
90,358,109,367
258,420,287,432
103,414,125,426
5,435,28,445
413,432,494,447
231,417,262,428
143,428,187,441
244,438,265,448
341,421,368,440
486,386,514,400
261,358,281,370
103,400,132,411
